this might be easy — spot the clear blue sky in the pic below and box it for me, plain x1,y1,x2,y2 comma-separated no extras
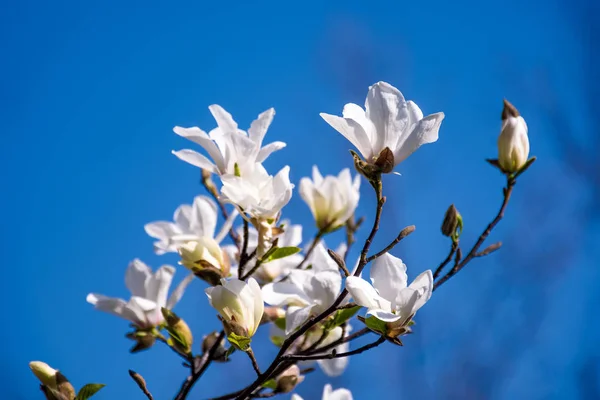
2,1,597,399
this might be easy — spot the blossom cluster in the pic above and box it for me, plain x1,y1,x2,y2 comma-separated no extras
29,81,532,400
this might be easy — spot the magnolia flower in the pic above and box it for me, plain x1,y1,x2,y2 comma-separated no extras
224,220,303,282
221,163,293,220
320,81,444,173
497,99,529,173
172,105,285,176
87,259,193,329
29,361,76,400
205,278,264,339
144,195,236,255
299,166,360,231
262,243,341,334
291,384,353,400
346,253,432,332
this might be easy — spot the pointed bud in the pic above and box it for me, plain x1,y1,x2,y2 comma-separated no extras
126,330,156,353
30,362,58,389
30,362,76,400
201,331,228,362
275,365,305,393
441,204,462,240
161,308,193,355
178,239,230,286
374,147,395,174
498,99,530,173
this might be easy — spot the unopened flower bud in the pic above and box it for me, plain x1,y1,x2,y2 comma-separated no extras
441,204,462,239
275,365,305,393
161,308,193,355
374,147,395,174
498,99,529,173
261,307,286,324
178,239,230,285
29,361,76,400
201,331,228,362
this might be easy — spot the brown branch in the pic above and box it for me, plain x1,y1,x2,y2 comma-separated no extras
238,219,251,277
296,228,326,269
433,240,458,280
434,176,515,291
283,336,385,361
129,370,154,400
240,256,263,281
174,331,225,400
366,225,415,263
247,349,262,376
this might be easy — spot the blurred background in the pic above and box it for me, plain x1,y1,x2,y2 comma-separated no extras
1,0,598,399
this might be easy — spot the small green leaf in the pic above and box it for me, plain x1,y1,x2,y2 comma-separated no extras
331,306,361,328
264,246,301,263
261,379,278,390
227,332,251,351
225,345,236,360
75,383,105,400
364,316,387,335
274,317,286,331
234,163,241,177
270,335,285,347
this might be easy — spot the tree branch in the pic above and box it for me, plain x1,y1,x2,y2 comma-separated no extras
366,225,415,263
283,335,385,361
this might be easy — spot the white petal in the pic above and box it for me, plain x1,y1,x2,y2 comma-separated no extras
306,271,341,313
393,112,444,165
345,276,386,310
86,293,142,325
248,108,275,144
318,340,349,377
366,308,402,323
285,305,313,335
312,165,324,186
323,384,353,400
406,269,433,314
166,272,195,309
125,259,152,298
208,104,238,133
280,221,302,247
320,112,373,160
173,126,226,172
172,149,218,173
248,278,264,335
262,282,311,307
144,221,179,242
365,81,409,153
291,395,304,400
215,207,239,244
299,177,315,215
146,265,175,307
370,253,408,302
174,204,193,230
190,195,218,238
256,141,286,163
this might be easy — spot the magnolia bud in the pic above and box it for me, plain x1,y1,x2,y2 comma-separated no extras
161,308,193,355
29,362,76,400
201,331,228,362
374,147,395,174
126,330,156,353
275,365,305,393
178,239,230,285
498,99,529,173
441,204,462,239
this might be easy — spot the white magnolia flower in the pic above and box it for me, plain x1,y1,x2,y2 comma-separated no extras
220,163,293,220
292,384,353,400
320,81,444,172
224,220,303,282
172,105,286,176
87,259,193,329
144,195,236,255
299,166,360,231
346,253,432,327
205,278,264,338
262,243,341,335
497,99,529,173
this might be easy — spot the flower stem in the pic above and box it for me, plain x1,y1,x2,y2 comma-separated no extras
246,348,262,376
283,335,385,362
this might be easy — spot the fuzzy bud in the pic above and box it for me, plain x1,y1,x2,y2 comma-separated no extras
30,362,76,400
441,204,462,240
498,99,530,173
161,308,193,355
275,365,305,393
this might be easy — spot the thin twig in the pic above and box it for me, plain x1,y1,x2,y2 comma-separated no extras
284,336,385,361
305,327,370,355
238,219,250,277
366,225,415,263
129,370,154,400
240,256,264,281
344,215,364,262
296,229,326,269
434,176,515,291
174,331,225,400
433,240,458,280
247,349,262,376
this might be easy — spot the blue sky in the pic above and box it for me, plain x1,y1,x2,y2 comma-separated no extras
2,1,597,399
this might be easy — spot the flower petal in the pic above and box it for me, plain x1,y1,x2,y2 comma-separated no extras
320,112,373,160
370,253,408,302
365,81,409,153
393,112,444,164
172,149,218,173
208,104,238,133
262,282,311,307
406,269,433,314
345,276,387,310
125,259,152,298
256,141,286,163
190,195,218,238
248,108,275,144
86,293,143,325
145,265,175,308
318,340,349,377
285,305,313,335
366,308,403,323
173,126,226,172
166,272,195,310
323,384,353,400
248,278,264,335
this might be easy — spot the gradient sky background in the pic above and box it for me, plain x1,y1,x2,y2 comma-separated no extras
2,1,599,399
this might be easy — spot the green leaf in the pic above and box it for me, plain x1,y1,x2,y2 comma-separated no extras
270,335,285,347
166,325,189,351
274,317,286,331
225,345,236,361
364,316,388,335
227,332,251,351
261,379,278,390
330,306,361,328
264,246,301,263
75,383,105,400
